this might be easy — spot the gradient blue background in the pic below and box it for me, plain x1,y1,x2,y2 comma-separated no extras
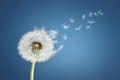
0,0,120,80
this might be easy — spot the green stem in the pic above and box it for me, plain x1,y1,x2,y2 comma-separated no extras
30,62,36,80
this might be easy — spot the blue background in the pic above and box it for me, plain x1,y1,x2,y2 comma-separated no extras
0,0,120,80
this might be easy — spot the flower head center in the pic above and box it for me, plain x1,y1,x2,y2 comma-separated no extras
31,41,43,54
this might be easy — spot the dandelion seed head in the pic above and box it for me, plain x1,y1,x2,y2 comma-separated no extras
18,28,58,62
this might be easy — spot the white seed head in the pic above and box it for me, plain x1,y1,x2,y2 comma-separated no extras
18,28,57,62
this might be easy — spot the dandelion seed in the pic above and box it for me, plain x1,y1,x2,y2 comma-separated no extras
94,12,98,16
87,20,95,24
89,12,93,17
63,35,68,40
100,13,104,16
49,30,58,39
86,25,91,29
70,18,74,23
58,45,64,52
82,14,86,20
62,24,69,29
97,10,101,14
74,26,82,31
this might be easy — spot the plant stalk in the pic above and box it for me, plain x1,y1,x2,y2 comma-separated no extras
30,61,36,80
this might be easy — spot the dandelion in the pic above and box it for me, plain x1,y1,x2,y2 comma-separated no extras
18,28,58,80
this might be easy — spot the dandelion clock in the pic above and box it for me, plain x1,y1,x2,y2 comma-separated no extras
18,28,58,80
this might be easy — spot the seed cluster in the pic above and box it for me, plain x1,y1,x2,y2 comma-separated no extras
31,42,43,54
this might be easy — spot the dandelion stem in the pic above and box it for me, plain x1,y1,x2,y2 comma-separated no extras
30,61,36,80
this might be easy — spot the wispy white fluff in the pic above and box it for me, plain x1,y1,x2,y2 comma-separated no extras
89,10,103,17
86,25,91,29
82,14,86,20
62,24,69,29
49,30,58,39
18,28,58,62
70,18,74,23
97,10,101,14
58,45,64,52
87,20,95,24
100,13,104,16
74,26,82,31
96,10,103,16
94,12,98,16
89,12,93,17
63,35,68,40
